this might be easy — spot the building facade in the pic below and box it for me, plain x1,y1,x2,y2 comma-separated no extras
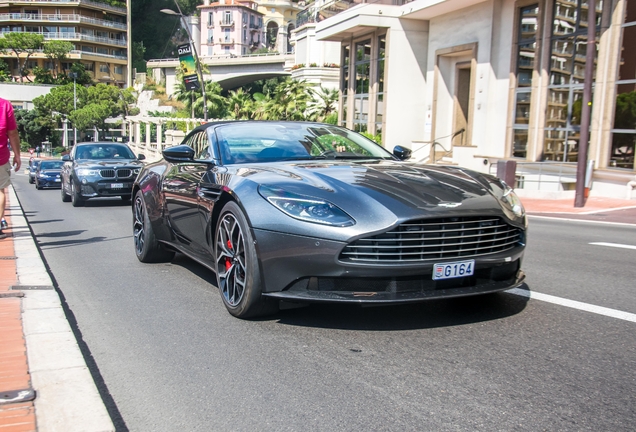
306,0,636,197
199,0,266,57
0,0,129,86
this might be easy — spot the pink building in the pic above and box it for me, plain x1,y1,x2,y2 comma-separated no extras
199,0,265,57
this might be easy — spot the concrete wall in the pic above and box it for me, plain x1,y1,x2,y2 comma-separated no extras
0,83,56,110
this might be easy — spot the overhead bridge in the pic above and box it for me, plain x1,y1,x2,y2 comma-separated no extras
146,53,295,95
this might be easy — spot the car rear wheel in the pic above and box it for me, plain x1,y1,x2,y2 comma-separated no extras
133,191,175,263
214,201,278,319
61,182,71,202
29,177,34,184
71,181,84,207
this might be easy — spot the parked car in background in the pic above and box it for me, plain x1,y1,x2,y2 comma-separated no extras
35,160,64,189
28,159,41,184
60,142,145,207
133,121,528,319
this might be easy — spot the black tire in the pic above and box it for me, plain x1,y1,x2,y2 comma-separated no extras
133,190,175,263
214,201,278,319
35,180,42,190
71,181,84,207
29,177,34,184
61,182,71,202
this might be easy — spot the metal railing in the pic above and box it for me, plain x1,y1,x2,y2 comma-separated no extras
0,0,126,14
489,161,578,191
0,30,126,46
0,13,126,30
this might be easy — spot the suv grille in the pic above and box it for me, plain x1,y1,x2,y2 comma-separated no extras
100,169,133,179
340,216,523,263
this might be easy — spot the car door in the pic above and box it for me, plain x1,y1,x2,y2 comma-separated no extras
163,131,209,256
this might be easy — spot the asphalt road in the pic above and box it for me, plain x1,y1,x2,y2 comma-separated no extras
12,169,636,431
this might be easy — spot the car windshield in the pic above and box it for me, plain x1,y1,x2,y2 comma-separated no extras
40,161,63,169
213,123,395,164
76,145,135,160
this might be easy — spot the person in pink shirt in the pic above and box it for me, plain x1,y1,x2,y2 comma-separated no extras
0,97,21,239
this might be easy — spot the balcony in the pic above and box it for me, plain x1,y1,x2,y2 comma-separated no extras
219,38,235,45
0,0,127,15
219,20,234,27
0,13,127,30
296,0,407,27
0,30,126,46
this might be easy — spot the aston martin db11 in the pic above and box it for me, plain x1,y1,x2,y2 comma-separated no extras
133,121,527,318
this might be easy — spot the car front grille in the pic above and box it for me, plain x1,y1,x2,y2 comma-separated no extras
100,169,133,179
339,216,523,263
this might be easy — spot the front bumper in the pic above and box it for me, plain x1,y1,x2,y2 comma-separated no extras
77,179,134,197
254,229,526,304
37,177,62,188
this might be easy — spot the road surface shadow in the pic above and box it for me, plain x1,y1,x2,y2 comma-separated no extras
273,287,529,331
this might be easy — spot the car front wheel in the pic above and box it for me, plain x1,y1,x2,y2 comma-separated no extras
215,201,278,319
133,191,175,263
71,181,84,207
61,182,71,202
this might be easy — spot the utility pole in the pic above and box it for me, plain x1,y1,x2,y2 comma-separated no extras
574,0,596,207
70,72,78,146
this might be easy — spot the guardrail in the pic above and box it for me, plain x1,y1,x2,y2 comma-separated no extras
0,0,126,14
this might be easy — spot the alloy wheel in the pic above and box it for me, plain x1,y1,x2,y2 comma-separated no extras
216,213,247,307
133,195,145,256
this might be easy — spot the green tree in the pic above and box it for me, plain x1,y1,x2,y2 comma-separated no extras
306,86,338,122
193,81,228,119
265,78,312,121
226,88,253,119
0,59,11,82
0,32,44,82
43,40,74,79
15,109,57,148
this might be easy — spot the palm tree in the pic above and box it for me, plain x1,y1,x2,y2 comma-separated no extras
226,88,253,119
267,78,313,121
193,81,228,120
172,80,197,118
306,86,338,122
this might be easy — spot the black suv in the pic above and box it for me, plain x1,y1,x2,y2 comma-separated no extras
61,142,145,207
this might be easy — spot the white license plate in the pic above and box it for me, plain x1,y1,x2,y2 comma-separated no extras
55,179,61,182
433,260,475,280
110,183,123,189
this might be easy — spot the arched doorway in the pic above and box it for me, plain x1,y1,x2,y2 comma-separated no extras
287,23,295,54
266,22,279,50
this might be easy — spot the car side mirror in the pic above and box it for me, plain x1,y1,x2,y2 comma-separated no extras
137,154,146,161
393,146,412,161
62,155,71,162
162,145,196,163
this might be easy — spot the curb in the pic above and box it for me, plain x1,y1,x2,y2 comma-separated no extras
6,185,114,432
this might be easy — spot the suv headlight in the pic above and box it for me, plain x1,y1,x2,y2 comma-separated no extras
76,168,99,176
259,185,355,227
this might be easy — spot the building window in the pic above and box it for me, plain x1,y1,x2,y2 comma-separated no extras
353,39,371,133
99,64,109,73
610,1,636,170
512,4,538,159
224,11,232,25
114,66,123,75
97,47,109,55
83,62,94,72
208,12,214,27
543,0,602,162
340,44,350,127
375,35,385,137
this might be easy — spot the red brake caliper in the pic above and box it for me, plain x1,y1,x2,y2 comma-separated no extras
224,239,233,271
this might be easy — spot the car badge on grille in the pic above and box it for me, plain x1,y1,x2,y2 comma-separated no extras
437,202,462,208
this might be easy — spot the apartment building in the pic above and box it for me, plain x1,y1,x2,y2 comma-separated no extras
0,0,129,86
298,0,636,197
199,0,265,57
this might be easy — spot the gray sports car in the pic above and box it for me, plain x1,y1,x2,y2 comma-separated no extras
133,121,527,318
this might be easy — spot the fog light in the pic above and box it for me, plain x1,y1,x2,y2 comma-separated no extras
82,178,87,184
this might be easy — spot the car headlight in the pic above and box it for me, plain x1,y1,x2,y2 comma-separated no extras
258,185,355,227
76,168,99,176
38,173,46,178
133,168,140,175
500,184,525,218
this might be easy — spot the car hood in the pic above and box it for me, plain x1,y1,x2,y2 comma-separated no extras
39,169,62,174
229,160,525,235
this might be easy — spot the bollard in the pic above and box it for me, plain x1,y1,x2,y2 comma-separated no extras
496,160,517,188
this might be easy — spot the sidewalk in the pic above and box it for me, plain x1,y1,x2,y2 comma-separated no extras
0,186,114,432
0,183,634,432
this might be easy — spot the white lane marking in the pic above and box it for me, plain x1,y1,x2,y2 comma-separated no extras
589,242,636,250
528,215,636,227
507,288,636,323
